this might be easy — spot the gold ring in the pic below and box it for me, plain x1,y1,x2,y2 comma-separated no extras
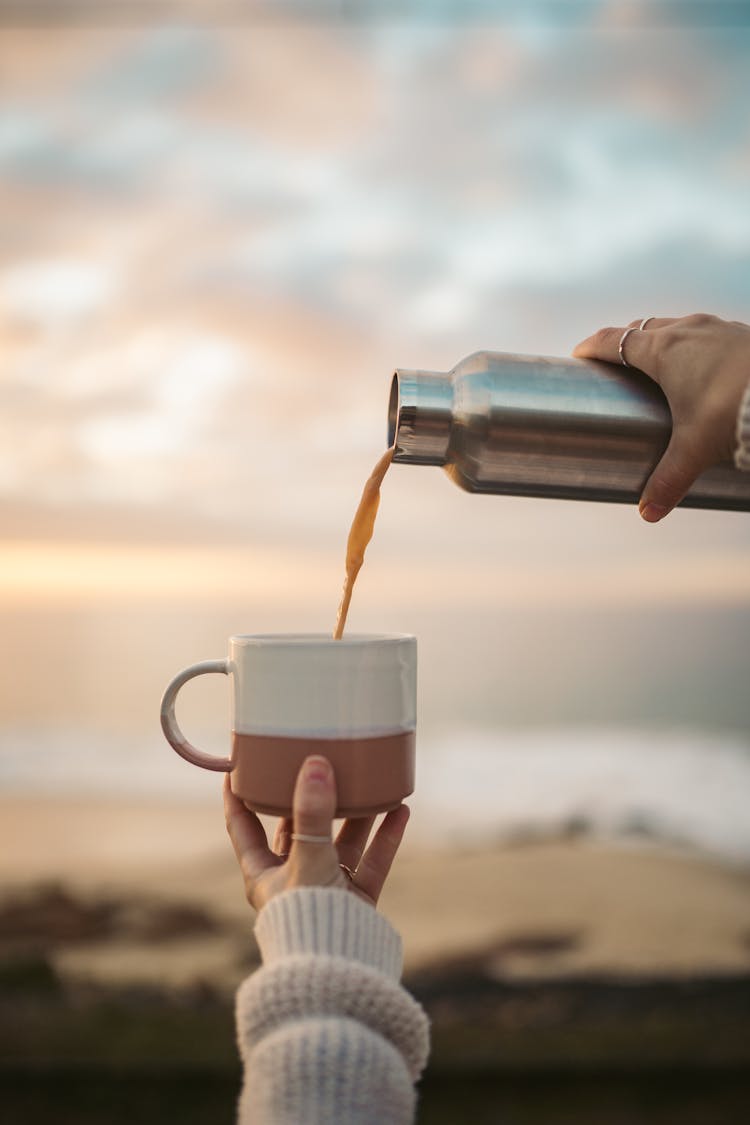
339,862,357,881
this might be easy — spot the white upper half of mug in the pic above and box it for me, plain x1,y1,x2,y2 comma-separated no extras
228,633,416,738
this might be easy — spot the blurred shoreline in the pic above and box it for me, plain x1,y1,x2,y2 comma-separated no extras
0,790,749,1122
2,793,749,987
2,793,749,1115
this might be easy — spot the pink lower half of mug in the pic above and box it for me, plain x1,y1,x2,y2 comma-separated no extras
230,729,416,818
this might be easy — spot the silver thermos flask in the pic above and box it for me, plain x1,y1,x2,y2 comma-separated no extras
388,351,750,510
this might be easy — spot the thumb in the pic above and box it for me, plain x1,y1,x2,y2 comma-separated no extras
289,755,339,883
639,432,700,522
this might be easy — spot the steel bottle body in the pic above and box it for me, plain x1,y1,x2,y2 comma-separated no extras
388,350,750,510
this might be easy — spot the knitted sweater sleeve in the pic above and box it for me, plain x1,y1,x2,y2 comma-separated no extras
735,378,750,470
235,887,430,1125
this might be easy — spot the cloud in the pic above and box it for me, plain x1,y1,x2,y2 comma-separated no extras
76,26,222,105
1,258,117,328
0,17,749,560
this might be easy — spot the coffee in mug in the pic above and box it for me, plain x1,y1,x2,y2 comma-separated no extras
160,633,416,817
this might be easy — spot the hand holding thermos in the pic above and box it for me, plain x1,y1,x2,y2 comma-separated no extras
390,314,750,514
574,313,750,521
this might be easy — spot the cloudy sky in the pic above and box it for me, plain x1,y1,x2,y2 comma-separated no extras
1,2,749,740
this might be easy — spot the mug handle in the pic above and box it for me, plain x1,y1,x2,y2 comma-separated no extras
160,659,233,772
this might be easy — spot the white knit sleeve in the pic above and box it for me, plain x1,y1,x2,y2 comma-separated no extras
235,888,430,1125
735,378,750,470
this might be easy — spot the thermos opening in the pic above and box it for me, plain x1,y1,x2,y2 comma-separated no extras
387,368,452,466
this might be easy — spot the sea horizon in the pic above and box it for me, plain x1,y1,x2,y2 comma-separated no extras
2,720,749,868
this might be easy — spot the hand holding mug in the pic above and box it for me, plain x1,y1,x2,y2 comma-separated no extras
224,755,410,911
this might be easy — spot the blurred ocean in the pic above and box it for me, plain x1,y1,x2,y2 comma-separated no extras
1,591,749,865
2,719,750,866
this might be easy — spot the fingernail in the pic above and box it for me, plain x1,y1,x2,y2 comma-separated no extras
639,501,668,523
303,756,331,784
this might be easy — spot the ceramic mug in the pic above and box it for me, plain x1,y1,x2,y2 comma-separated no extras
160,633,416,817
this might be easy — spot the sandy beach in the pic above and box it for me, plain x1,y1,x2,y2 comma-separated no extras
2,795,749,993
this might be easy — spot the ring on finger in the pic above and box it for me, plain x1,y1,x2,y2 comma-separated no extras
339,862,357,882
618,326,637,367
639,316,655,330
291,833,331,844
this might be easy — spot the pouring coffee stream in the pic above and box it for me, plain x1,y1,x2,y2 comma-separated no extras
333,446,394,639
